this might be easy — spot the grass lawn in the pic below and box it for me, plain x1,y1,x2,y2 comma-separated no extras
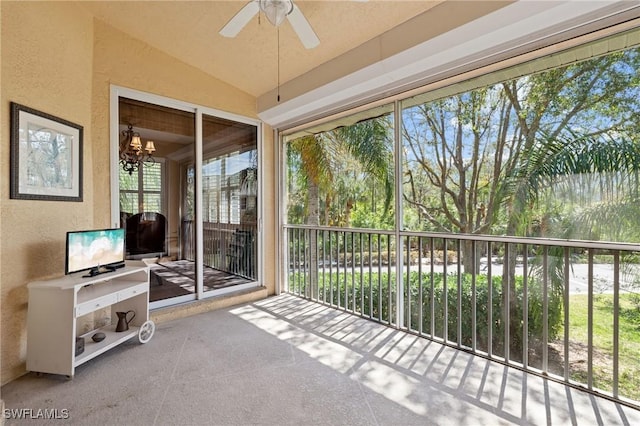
560,293,640,402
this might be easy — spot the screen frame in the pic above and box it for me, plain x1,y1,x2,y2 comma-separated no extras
65,228,126,275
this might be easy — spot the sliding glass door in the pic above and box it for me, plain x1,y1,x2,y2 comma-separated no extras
111,87,261,308
200,113,259,294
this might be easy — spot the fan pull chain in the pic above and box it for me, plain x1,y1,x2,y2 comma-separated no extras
277,27,281,102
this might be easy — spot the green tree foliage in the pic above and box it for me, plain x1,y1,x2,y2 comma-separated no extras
402,48,640,245
286,115,394,229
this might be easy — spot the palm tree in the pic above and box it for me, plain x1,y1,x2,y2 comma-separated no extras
287,116,394,295
502,130,640,354
510,130,640,242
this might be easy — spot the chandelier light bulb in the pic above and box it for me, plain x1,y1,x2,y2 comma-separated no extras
145,141,156,154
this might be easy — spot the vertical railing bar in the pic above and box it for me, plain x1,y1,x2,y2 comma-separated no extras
337,231,341,307
294,228,298,296
286,228,291,294
430,237,435,339
346,231,350,311
298,229,302,296
471,240,477,352
298,229,307,296
378,234,382,322
336,231,339,307
289,228,294,294
543,245,549,374
457,239,462,348
219,225,223,270
352,232,356,313
316,229,321,301
245,225,248,278
563,247,570,381
369,234,373,318
396,233,404,329
303,229,308,297
309,229,314,300
443,239,448,343
242,225,246,277
322,230,327,304
303,229,308,298
294,228,302,296
588,248,594,390
337,232,342,309
338,231,342,307
314,229,318,301
487,241,493,357
360,233,364,316
522,245,529,368
299,228,304,297
329,231,334,306
284,228,295,293
407,236,412,330
388,235,393,325
347,231,351,310
293,228,298,295
419,236,424,336
245,226,249,280
504,243,510,362
337,232,347,309
310,229,320,300
342,231,347,311
613,250,620,398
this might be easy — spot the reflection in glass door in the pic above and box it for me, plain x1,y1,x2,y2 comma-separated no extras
199,114,258,293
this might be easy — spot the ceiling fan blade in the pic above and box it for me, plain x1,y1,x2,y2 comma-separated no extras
219,1,260,38
287,3,320,49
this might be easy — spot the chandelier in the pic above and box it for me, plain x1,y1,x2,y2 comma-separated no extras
119,124,156,175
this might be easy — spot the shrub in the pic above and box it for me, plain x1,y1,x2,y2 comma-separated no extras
290,270,563,358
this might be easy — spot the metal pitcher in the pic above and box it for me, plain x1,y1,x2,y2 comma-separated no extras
115,310,135,332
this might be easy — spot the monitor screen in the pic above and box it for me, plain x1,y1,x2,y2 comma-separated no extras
65,228,126,275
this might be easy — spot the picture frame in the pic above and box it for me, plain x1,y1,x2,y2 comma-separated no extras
10,102,83,201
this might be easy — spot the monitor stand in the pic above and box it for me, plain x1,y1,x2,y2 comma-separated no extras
104,262,125,272
82,262,126,278
82,267,104,278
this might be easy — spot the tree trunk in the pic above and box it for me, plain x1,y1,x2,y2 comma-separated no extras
461,239,481,274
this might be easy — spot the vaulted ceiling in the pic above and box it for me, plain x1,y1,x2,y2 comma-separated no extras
81,1,640,128
80,1,451,98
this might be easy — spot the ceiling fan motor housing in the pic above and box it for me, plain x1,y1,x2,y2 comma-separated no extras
221,0,320,49
260,0,295,27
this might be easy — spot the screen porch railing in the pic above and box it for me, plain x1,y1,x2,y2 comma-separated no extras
181,220,257,280
284,224,640,409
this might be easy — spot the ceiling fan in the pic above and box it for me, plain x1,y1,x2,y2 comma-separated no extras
220,0,320,49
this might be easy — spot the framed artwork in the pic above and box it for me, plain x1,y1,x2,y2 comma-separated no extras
10,102,83,201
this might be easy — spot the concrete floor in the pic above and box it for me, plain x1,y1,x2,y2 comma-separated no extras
3,294,639,425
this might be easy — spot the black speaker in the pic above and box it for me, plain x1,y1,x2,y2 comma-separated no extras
75,337,85,356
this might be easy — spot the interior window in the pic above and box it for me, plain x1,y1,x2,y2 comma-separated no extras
119,160,165,216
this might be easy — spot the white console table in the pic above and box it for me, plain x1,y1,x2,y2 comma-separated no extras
26,261,155,378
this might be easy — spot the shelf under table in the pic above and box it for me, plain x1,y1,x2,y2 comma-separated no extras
74,325,139,367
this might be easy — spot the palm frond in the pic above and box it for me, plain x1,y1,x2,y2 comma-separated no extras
331,119,394,216
511,130,640,207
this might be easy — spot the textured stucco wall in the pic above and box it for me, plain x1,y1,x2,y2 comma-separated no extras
1,4,277,385
1,1,95,384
